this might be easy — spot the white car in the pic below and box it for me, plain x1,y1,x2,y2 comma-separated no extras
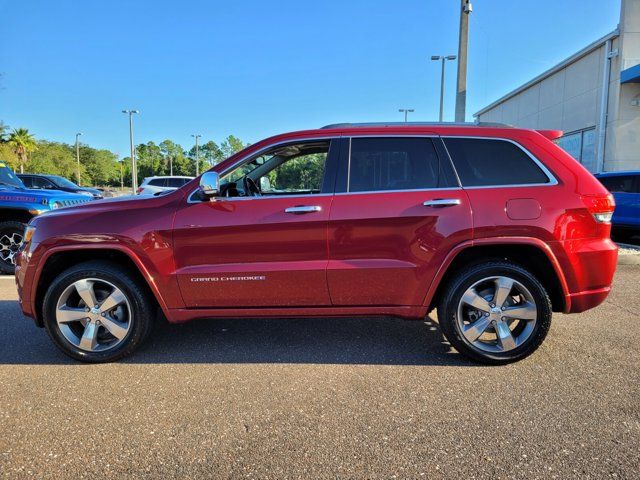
136,176,194,195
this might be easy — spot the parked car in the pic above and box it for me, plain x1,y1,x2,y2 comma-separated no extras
137,176,194,195
0,162,93,274
595,171,640,237
18,174,103,199
15,123,618,364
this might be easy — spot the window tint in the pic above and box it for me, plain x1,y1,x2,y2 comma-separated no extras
148,179,166,187
166,178,185,188
599,175,638,193
31,177,53,189
20,176,33,187
348,138,441,192
444,138,550,187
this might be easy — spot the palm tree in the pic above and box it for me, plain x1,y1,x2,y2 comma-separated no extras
0,121,8,142
7,128,37,173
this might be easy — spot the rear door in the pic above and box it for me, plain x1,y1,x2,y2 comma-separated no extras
327,136,472,306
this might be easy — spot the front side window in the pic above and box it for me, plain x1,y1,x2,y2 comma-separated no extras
19,176,33,188
348,137,441,192
221,141,329,196
444,138,550,187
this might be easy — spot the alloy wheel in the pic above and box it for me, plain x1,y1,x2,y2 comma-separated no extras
0,231,23,266
55,278,132,352
456,275,538,353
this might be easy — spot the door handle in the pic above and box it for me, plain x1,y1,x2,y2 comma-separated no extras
284,205,322,214
423,198,462,208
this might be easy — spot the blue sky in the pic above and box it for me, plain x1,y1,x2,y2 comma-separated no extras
0,0,620,155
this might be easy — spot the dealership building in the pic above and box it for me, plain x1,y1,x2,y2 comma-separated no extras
475,0,639,173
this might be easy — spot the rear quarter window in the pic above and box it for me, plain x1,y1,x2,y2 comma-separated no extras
443,138,551,187
148,179,166,187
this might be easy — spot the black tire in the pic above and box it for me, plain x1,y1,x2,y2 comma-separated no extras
0,220,26,275
437,261,552,365
42,260,155,362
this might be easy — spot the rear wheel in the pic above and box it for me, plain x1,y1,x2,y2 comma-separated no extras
437,261,552,364
0,221,26,274
43,261,154,362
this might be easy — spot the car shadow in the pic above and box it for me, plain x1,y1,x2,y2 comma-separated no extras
0,300,477,366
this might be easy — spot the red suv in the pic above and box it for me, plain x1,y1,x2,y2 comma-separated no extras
14,123,618,364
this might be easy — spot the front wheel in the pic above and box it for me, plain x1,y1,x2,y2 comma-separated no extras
437,261,552,364
0,220,26,274
42,261,154,362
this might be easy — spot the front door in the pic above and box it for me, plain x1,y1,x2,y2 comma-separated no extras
327,136,473,306
172,138,339,308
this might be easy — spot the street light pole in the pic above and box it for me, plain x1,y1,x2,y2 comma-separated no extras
75,132,83,185
398,108,415,122
431,55,457,122
122,109,140,193
455,0,472,122
191,134,202,176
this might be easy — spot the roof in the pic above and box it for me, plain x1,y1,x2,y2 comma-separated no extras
321,121,512,129
474,29,620,117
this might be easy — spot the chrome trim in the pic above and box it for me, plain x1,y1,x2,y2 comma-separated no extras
284,205,322,214
189,192,333,204
423,198,462,207
334,186,462,196
440,136,559,189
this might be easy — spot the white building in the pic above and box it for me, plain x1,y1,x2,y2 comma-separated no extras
475,0,640,173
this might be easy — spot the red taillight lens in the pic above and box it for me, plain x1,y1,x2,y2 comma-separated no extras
136,187,143,194
581,194,615,223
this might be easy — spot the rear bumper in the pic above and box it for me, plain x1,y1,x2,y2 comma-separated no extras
566,287,612,314
553,237,618,314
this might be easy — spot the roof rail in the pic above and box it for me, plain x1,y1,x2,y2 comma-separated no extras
320,121,513,129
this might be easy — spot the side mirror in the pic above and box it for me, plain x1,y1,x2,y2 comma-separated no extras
199,171,220,198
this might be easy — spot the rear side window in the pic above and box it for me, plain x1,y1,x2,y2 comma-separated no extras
148,179,166,187
598,175,639,193
443,138,550,187
348,137,444,192
167,178,186,188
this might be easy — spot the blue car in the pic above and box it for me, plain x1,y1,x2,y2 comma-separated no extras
0,161,93,274
595,171,640,237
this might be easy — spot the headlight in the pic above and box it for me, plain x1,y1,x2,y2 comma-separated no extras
23,225,36,244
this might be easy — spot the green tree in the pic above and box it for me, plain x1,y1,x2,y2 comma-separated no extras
190,140,224,172
80,146,119,186
0,121,9,142
136,141,165,179
28,141,78,180
8,128,37,173
160,140,189,176
220,135,246,159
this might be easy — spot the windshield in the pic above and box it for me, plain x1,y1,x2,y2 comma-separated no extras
0,162,26,189
49,175,79,189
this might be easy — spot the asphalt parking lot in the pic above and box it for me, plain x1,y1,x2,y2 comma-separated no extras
0,266,639,479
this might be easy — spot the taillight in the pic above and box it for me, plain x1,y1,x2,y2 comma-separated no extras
136,187,143,195
581,194,615,223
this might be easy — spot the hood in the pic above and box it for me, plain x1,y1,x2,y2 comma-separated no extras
0,184,92,201
34,190,179,221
